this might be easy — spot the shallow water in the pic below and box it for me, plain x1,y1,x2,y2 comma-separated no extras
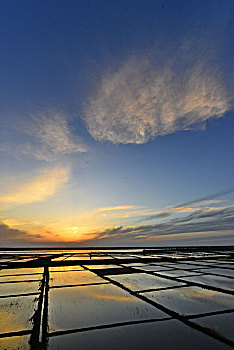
0,247,233,349
0,335,31,350
50,270,104,287
48,319,232,350
0,281,41,297
48,283,167,332
192,312,234,342
107,272,185,291
0,274,42,282
0,267,43,276
0,295,37,333
142,286,234,315
180,274,234,291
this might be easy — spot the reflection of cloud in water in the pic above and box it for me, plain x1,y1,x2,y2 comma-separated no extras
180,288,233,308
83,283,135,302
48,283,166,332
143,286,234,316
91,293,135,303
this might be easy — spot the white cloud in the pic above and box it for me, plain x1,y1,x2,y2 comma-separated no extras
0,112,87,162
83,57,231,144
23,113,87,161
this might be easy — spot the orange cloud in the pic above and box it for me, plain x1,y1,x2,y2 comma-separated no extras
0,167,69,207
97,205,138,212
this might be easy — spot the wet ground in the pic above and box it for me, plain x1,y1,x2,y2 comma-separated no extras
0,247,233,349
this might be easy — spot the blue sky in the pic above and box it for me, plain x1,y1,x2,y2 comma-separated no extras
0,0,234,246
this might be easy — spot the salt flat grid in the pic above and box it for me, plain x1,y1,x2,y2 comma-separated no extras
0,247,233,349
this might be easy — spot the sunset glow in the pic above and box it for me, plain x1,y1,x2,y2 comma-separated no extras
0,0,233,247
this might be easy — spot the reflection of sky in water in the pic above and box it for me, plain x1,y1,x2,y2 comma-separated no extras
50,270,104,287
211,263,234,268
134,265,173,272
142,287,234,315
0,295,37,332
109,256,135,261
199,268,234,278
0,281,41,296
84,264,121,269
0,335,31,350
166,263,202,270
193,312,234,342
48,319,229,350
106,273,184,291
0,250,233,349
64,255,90,261
121,263,146,266
49,266,84,272
0,274,42,282
156,269,202,278
0,268,43,276
180,275,234,291
48,284,167,332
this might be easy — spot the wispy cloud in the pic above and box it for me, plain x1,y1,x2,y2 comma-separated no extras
84,56,231,144
175,189,234,208
1,112,87,162
92,204,234,242
0,167,69,207
64,205,143,234
23,113,88,161
137,189,234,222
97,205,139,212
83,190,234,243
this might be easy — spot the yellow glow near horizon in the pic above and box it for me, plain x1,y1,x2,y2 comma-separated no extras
2,199,233,245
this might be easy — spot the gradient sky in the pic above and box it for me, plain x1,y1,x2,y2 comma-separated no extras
0,0,234,247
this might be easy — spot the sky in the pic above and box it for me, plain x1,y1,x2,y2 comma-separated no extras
0,0,234,247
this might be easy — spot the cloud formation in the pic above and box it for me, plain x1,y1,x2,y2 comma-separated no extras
93,204,234,242
23,113,87,161
1,112,87,162
175,189,234,208
84,57,231,144
140,189,234,222
0,222,30,244
0,167,69,207
97,205,139,212
0,221,54,245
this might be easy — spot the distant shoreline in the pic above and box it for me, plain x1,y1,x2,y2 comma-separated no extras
0,245,233,251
